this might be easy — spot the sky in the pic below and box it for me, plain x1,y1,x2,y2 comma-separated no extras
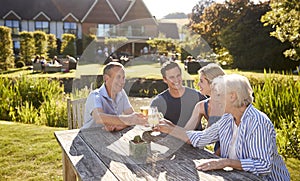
143,0,200,19
143,0,264,19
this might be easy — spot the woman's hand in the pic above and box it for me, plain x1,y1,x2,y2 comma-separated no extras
153,119,175,134
196,158,227,171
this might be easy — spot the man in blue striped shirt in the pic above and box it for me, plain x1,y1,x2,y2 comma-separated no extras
155,74,290,181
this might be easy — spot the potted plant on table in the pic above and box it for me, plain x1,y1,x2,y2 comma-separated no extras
129,135,150,162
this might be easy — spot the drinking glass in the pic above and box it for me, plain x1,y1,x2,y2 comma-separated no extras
148,107,160,128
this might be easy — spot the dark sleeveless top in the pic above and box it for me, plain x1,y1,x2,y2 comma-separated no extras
204,99,209,117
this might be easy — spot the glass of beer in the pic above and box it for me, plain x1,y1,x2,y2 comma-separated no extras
140,106,149,116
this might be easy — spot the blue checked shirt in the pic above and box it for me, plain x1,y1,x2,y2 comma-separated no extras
187,104,290,181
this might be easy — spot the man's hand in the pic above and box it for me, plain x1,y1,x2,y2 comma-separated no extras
103,125,127,132
123,112,147,126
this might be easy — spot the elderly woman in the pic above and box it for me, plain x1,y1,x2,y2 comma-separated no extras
155,74,290,180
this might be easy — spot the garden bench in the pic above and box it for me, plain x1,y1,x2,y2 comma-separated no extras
67,97,87,130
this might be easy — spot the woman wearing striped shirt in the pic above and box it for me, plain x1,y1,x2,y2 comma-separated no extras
155,74,290,181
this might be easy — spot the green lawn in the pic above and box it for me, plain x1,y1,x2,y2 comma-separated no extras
0,121,66,181
0,121,299,181
0,60,194,81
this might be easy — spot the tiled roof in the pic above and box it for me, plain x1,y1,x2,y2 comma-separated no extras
0,0,94,21
0,0,154,23
158,23,180,39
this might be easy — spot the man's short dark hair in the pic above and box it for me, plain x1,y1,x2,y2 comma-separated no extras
160,61,181,77
103,62,124,75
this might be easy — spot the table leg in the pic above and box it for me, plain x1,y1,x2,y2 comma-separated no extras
62,151,77,181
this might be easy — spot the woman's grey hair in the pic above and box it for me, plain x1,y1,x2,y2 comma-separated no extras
212,74,253,108
198,63,225,84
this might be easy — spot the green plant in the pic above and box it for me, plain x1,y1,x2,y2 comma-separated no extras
47,34,57,58
15,60,25,68
252,71,300,158
19,31,35,65
0,76,68,127
61,33,76,57
0,26,15,70
34,31,48,60
15,101,39,124
132,135,144,143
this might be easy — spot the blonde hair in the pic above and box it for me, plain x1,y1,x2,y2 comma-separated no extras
198,63,225,84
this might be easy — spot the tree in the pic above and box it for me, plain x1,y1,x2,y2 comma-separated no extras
104,37,128,51
190,0,215,24
33,31,48,59
0,26,14,70
190,0,249,50
61,33,76,57
146,38,176,54
220,2,298,70
47,34,57,58
261,0,300,61
19,31,35,65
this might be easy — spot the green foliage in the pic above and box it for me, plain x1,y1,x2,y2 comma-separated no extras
0,76,68,127
220,3,297,70
61,33,76,57
190,0,243,50
261,0,300,61
47,34,57,58
39,97,68,127
15,61,25,68
147,38,177,54
252,71,300,158
104,37,128,50
82,34,96,51
0,26,15,70
34,31,48,60
19,31,35,65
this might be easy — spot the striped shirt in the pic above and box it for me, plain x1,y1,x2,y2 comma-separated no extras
187,104,290,181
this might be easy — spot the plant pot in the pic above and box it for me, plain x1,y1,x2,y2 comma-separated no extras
129,140,150,162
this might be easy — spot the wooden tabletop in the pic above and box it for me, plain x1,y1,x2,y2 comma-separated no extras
55,126,263,181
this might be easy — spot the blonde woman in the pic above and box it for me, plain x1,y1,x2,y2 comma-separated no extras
184,63,225,131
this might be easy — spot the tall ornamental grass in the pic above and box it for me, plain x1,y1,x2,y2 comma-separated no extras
253,71,300,159
0,76,68,127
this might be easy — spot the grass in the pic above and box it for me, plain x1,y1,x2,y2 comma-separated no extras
0,59,194,81
0,120,299,181
0,121,66,181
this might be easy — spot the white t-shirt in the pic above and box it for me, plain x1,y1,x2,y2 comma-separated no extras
228,123,239,160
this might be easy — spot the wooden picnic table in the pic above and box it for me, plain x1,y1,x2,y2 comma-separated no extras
54,126,263,181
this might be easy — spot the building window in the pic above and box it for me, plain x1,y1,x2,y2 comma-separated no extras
63,22,77,35
97,24,112,37
5,20,20,35
35,21,49,33
127,26,132,36
13,41,20,54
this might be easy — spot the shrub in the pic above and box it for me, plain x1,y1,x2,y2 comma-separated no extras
0,76,68,127
252,71,300,159
15,61,25,68
0,26,15,70
47,34,57,59
34,31,48,60
61,33,76,57
19,31,35,65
